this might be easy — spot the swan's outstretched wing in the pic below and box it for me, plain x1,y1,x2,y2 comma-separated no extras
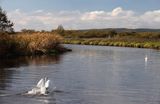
37,78,44,88
45,80,50,88
40,86,46,95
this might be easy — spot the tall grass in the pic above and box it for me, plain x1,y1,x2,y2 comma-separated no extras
63,38,160,49
0,33,66,57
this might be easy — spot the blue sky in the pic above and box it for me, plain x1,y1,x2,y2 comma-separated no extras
1,0,160,12
0,0,160,31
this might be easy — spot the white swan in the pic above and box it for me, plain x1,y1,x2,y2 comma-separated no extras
27,77,50,95
145,55,148,62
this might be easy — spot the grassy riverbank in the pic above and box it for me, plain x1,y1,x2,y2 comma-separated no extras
0,32,70,58
61,29,160,49
63,38,160,49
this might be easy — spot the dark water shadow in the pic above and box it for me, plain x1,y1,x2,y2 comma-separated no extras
0,55,61,68
0,55,61,91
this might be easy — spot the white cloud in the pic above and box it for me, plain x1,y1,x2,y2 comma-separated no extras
110,7,134,17
7,7,160,31
34,10,44,13
111,7,123,16
140,10,160,22
81,11,105,20
8,9,31,25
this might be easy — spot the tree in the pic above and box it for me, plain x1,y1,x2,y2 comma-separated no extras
56,25,65,35
0,7,14,33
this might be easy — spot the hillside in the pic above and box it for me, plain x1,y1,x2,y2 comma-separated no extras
77,28,160,33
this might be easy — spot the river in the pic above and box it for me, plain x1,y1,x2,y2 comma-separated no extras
0,45,160,104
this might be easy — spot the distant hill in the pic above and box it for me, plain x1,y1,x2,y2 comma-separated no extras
113,28,160,32
77,28,160,32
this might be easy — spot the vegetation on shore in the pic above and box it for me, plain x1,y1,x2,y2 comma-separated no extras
0,33,70,58
63,38,160,49
61,29,160,49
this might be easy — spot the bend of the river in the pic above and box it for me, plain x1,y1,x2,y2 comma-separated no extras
0,44,160,104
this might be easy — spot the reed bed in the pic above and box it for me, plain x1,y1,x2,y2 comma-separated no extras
0,33,66,57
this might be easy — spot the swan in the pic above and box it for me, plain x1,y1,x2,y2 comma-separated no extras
27,77,50,95
145,55,148,62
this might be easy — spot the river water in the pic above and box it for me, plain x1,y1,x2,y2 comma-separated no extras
0,45,160,104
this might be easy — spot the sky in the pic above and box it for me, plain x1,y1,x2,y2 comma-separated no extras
0,0,160,31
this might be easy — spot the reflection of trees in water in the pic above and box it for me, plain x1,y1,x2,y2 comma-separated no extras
0,55,61,90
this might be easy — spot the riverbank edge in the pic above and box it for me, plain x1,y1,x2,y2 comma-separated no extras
0,45,72,59
63,39,160,50
0,33,72,58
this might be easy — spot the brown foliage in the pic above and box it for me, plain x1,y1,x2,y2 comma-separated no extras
0,33,63,57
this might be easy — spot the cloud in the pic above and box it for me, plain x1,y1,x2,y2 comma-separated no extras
7,7,160,31
81,7,134,21
81,11,105,20
111,7,123,16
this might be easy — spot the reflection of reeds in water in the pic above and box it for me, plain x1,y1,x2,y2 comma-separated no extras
0,55,60,90
0,55,61,68
24,55,61,65
0,33,64,57
0,67,14,89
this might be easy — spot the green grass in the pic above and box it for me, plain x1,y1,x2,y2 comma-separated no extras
63,38,160,49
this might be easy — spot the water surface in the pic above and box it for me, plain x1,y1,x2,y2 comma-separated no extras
0,45,160,104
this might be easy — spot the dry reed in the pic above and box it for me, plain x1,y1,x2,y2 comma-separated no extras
0,32,64,57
